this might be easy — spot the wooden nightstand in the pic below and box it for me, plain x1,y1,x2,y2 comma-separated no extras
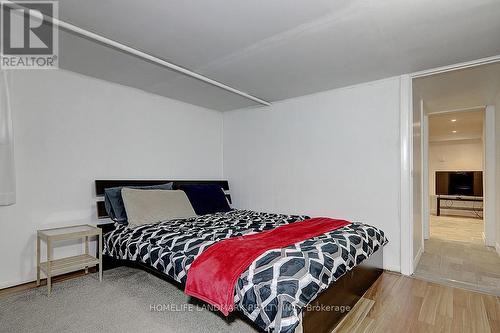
36,224,102,296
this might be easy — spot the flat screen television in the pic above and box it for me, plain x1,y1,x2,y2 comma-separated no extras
435,171,483,196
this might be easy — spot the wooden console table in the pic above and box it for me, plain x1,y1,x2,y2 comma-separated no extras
436,196,483,216
36,224,102,296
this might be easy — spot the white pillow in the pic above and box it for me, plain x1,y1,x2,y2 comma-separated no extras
121,188,196,227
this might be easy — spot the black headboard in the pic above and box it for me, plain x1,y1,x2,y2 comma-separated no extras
95,179,231,219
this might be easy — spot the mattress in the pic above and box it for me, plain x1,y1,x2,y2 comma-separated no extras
103,209,387,333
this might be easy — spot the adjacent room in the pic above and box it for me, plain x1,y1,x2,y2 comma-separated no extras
414,109,500,293
1,1,500,333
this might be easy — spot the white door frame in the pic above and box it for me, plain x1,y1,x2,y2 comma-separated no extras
484,105,496,247
422,109,430,240
400,54,500,276
400,75,413,276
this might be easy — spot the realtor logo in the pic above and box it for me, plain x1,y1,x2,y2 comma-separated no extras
0,1,58,69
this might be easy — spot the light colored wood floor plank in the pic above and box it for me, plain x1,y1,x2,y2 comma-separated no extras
418,284,441,324
335,272,500,333
333,298,374,333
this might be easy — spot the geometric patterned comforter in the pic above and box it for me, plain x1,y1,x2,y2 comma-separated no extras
103,210,388,333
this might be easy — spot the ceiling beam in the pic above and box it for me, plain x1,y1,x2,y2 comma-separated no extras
2,1,272,107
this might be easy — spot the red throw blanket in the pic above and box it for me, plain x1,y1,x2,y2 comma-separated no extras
184,217,350,315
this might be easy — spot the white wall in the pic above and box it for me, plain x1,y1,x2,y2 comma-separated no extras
428,139,484,216
223,77,402,272
0,69,223,288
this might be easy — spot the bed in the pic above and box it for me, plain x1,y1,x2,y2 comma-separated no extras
95,180,387,333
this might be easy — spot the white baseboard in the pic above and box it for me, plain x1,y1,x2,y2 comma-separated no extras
413,246,423,271
485,234,495,247
0,277,33,290
383,263,401,274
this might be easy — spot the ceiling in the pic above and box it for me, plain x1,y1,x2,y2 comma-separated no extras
39,0,500,110
413,62,500,114
428,110,484,142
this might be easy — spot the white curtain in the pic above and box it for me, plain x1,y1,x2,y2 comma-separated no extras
0,70,15,205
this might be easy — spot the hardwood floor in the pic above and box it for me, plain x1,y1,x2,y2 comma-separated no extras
335,272,500,333
413,215,500,295
427,215,484,244
2,268,498,332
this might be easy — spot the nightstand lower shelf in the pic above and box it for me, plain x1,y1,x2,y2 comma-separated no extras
40,254,99,276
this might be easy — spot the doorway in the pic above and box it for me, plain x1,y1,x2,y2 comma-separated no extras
410,62,500,295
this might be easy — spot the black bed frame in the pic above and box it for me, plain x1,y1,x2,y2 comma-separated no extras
94,179,384,333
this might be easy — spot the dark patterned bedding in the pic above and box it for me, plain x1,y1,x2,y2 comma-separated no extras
103,210,387,333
